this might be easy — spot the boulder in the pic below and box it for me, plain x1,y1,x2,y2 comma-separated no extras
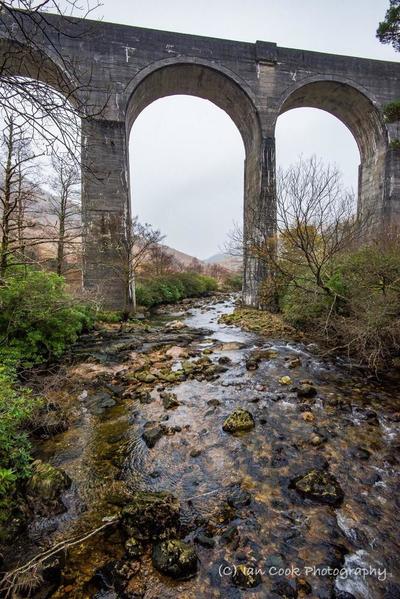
297,383,317,398
142,422,165,448
290,469,344,506
152,539,198,579
26,460,71,515
160,392,180,410
222,409,255,433
232,563,262,589
121,491,180,541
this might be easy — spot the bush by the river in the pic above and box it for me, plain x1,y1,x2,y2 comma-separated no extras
0,267,94,367
265,237,400,372
0,267,93,529
136,272,218,308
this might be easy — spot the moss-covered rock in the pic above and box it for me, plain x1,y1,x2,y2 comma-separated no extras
121,491,180,541
232,563,262,588
160,392,179,410
152,539,198,579
297,383,317,398
26,460,71,515
222,409,255,433
290,468,344,506
125,537,144,560
246,349,278,370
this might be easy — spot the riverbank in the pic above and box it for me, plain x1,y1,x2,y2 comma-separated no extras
1,294,399,598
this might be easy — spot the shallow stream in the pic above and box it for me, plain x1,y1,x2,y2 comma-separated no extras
6,296,400,598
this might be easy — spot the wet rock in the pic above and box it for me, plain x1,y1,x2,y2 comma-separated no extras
34,407,69,437
302,411,315,422
87,391,116,415
271,444,296,468
287,357,302,369
207,399,221,407
218,356,232,365
26,460,71,515
265,553,286,572
152,539,198,579
125,537,144,560
232,563,262,589
189,448,202,458
290,469,344,507
194,531,215,548
222,408,255,433
297,384,317,398
160,392,179,410
134,389,153,404
220,525,239,546
121,491,180,541
309,434,324,446
227,486,251,508
350,446,371,460
142,422,165,448
335,592,356,599
246,349,278,370
271,579,298,597
165,320,186,331
384,582,400,598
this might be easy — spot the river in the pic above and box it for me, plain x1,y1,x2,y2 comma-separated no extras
5,295,400,598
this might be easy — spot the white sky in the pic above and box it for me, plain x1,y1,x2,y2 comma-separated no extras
96,0,398,259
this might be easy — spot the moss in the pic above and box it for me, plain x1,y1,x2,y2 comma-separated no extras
290,469,344,506
152,539,198,579
220,308,299,339
121,490,180,541
222,408,255,433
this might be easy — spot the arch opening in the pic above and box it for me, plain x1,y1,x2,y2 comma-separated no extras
276,80,389,219
126,62,265,301
129,95,245,261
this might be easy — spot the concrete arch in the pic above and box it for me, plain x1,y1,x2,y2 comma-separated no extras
125,59,267,306
276,77,388,162
125,59,262,153
0,36,79,104
274,77,390,220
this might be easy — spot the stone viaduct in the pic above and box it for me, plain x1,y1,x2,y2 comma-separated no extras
1,12,400,308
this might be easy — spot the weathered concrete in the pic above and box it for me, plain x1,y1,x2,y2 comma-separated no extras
1,13,400,308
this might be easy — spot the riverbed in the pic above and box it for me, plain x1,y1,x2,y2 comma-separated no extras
5,295,400,598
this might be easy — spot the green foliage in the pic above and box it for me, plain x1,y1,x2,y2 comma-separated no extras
224,273,243,291
274,240,400,371
136,272,218,308
0,268,94,366
0,363,41,523
97,310,124,323
384,101,400,123
377,0,400,52
390,139,400,149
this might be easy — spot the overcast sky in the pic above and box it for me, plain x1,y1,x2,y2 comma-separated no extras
96,0,398,259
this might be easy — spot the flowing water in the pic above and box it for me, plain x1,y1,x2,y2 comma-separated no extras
5,296,400,598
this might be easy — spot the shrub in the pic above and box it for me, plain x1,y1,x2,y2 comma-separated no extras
0,268,94,366
273,239,400,371
0,363,41,526
136,272,218,308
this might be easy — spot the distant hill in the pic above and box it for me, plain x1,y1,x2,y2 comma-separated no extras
205,253,242,272
160,244,204,267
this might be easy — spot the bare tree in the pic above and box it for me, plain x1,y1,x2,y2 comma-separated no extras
140,245,180,278
0,113,44,278
46,152,81,276
273,156,369,300
113,216,164,316
0,1,105,158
